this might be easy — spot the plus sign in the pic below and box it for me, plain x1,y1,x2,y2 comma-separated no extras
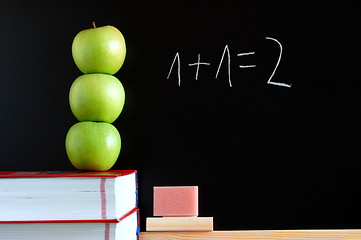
188,54,211,80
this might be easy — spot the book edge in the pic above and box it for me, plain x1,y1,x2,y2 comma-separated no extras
0,207,139,224
0,170,137,178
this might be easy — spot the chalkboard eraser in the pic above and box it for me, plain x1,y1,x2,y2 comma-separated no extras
154,186,198,217
146,217,213,231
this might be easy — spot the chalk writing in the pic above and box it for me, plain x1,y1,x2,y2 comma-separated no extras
167,52,181,86
188,54,211,80
237,52,257,69
265,37,291,88
167,37,291,88
215,45,231,87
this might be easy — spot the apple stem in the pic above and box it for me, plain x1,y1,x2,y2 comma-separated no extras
93,21,97,28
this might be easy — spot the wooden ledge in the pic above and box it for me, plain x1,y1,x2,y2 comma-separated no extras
140,229,361,240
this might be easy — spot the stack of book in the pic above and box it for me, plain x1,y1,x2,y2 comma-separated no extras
0,170,139,240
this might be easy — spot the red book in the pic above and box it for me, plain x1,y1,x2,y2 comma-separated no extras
0,207,140,240
0,170,138,222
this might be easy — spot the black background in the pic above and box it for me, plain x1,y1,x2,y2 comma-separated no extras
1,0,361,230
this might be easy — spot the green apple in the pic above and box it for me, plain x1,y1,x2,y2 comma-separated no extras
72,25,126,74
69,73,125,123
65,121,121,171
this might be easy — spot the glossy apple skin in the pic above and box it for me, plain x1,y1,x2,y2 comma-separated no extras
72,25,126,74
65,121,121,171
69,74,125,123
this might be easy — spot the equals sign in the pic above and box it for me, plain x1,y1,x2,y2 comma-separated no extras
237,52,256,68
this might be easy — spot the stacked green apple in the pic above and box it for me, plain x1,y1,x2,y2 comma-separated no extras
65,23,126,171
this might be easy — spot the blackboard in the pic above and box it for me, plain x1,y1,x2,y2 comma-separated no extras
1,0,361,230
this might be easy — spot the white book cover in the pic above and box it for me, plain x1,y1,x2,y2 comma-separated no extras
0,170,138,221
0,207,140,240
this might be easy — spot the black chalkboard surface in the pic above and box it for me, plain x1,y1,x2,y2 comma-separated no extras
1,0,361,230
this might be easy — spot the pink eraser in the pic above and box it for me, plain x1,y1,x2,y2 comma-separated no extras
154,186,198,217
